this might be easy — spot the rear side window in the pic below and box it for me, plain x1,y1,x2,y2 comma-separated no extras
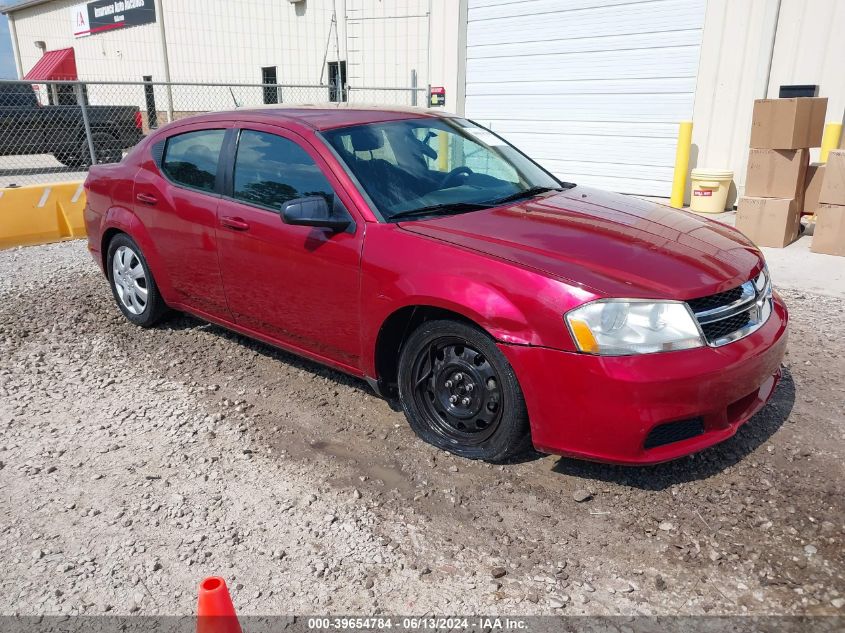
233,130,334,210
161,129,226,193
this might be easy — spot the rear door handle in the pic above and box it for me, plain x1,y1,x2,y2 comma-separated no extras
221,216,250,231
135,192,158,205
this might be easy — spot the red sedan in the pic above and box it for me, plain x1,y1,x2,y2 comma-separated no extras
83,107,788,464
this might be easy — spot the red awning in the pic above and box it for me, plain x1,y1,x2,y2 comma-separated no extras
24,48,78,81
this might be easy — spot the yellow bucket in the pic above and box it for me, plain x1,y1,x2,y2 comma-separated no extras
689,168,733,213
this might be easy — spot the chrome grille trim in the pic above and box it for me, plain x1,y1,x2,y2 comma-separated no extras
688,270,773,347
694,282,756,324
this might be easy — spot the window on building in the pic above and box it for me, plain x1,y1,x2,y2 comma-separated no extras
328,61,347,103
261,66,278,104
233,130,334,211
161,129,226,193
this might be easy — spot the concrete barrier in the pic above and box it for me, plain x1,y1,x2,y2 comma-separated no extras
0,181,86,250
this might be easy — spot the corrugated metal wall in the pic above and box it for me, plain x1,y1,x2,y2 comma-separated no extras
463,0,707,197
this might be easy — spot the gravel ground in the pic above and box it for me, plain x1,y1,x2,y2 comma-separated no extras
0,240,843,617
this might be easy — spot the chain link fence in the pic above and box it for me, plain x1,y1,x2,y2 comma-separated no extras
0,79,429,187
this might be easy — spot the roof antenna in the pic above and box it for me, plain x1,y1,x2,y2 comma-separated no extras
229,87,240,108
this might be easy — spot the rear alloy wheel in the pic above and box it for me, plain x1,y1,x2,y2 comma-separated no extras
398,319,531,462
107,234,167,327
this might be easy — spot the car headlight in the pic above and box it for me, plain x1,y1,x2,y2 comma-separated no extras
565,300,704,356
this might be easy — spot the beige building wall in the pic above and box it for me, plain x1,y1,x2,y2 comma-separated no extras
767,0,845,124
8,0,461,107
11,0,166,82
691,0,845,206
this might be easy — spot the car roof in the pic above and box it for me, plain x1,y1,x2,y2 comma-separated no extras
180,104,459,131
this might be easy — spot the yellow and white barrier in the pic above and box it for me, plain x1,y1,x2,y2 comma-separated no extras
0,181,87,250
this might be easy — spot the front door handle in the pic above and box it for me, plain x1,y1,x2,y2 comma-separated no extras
221,216,250,231
135,192,158,205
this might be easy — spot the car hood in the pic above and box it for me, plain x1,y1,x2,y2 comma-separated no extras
397,186,762,300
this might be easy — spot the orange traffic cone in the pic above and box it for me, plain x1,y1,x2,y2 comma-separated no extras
197,577,242,633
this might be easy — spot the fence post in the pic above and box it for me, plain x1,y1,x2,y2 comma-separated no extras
411,69,418,106
75,83,97,167
426,84,432,108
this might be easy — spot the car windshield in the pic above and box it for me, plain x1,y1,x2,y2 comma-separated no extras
322,117,564,221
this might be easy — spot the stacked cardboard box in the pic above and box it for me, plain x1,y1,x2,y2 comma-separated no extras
812,149,845,256
736,97,827,247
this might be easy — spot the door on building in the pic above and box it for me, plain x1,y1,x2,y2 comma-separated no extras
261,66,279,104
463,0,707,197
328,61,347,103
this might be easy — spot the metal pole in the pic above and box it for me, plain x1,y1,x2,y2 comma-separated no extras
426,0,432,91
154,0,174,123
411,69,418,106
7,14,24,79
75,84,97,167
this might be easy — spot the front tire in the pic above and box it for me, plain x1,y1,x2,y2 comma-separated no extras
398,319,531,462
107,233,167,327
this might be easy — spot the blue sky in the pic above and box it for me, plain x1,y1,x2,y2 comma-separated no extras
0,12,16,78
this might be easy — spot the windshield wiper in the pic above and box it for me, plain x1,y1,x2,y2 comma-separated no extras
388,201,493,222
486,186,560,206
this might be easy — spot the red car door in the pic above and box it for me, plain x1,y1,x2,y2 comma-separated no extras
132,124,232,319
216,125,363,370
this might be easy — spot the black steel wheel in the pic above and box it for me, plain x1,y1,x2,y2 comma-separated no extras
398,319,531,462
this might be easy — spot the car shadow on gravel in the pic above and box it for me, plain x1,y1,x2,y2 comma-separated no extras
161,314,378,396
550,367,796,491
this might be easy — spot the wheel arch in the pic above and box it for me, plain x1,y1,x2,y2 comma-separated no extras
372,303,500,399
100,227,123,277
99,207,172,299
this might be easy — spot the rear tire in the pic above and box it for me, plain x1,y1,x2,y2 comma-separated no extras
54,133,122,169
398,319,532,462
106,233,168,328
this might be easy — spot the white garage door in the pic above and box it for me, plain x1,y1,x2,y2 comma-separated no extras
464,0,706,196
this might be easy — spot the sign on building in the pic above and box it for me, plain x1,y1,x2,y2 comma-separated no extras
71,0,156,38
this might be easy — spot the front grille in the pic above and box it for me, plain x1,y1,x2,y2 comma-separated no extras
700,309,754,341
686,286,743,313
644,417,705,449
686,269,772,346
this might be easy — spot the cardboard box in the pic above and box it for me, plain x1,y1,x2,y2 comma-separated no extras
819,149,845,205
811,203,845,256
745,148,809,199
803,163,825,215
735,197,800,248
749,97,827,149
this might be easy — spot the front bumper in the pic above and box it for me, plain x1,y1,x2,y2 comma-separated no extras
500,294,788,465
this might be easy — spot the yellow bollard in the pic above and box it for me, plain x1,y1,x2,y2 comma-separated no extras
438,131,449,172
670,121,693,209
820,123,842,163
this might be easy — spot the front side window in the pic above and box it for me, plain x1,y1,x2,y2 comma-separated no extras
322,117,562,220
161,129,226,193
233,130,335,210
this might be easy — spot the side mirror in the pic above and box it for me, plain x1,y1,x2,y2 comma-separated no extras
281,196,350,232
